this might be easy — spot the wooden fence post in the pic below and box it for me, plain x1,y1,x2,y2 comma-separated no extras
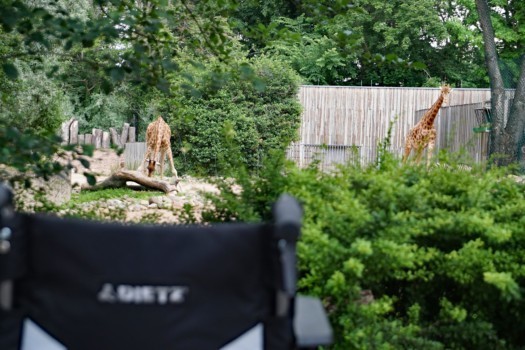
92,129,102,148
128,127,136,142
102,131,110,148
60,118,75,145
69,119,79,145
120,123,130,146
109,128,121,147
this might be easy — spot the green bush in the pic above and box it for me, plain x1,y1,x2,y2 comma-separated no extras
173,56,302,175
202,155,525,349
0,60,73,135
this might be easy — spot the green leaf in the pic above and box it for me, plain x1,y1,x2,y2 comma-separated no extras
252,78,266,92
64,40,73,51
156,78,170,93
385,53,398,62
483,271,521,301
79,158,91,169
84,172,97,186
161,60,178,71
109,67,125,82
2,63,19,80
82,39,94,48
81,145,94,157
411,61,427,70
101,79,113,94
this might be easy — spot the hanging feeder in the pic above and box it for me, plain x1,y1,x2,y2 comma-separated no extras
473,103,492,133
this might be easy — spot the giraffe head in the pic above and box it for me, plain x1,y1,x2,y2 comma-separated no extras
145,159,158,177
441,84,452,104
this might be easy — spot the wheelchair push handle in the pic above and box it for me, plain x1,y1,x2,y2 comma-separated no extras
272,194,302,242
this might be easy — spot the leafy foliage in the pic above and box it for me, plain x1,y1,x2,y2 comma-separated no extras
0,0,239,93
201,154,525,349
172,56,302,175
0,125,94,186
235,0,493,87
0,57,73,135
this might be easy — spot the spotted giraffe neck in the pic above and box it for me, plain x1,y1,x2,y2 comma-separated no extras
421,94,445,128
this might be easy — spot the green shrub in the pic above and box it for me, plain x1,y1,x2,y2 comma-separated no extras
0,60,73,135
173,56,302,175
202,155,525,349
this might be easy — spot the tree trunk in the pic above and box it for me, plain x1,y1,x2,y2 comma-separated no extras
81,170,179,194
476,0,525,165
504,57,525,160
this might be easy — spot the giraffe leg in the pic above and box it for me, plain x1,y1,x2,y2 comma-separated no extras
166,147,178,179
427,140,435,168
415,146,425,164
402,144,412,164
159,150,166,179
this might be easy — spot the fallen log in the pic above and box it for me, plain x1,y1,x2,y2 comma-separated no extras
82,170,179,194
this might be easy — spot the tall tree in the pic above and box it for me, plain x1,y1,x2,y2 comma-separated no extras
475,0,525,164
1,0,240,94
241,0,489,87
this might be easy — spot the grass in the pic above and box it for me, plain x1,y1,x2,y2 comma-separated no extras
69,188,164,205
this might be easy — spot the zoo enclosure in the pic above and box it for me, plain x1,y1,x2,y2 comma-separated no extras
124,142,147,170
287,86,515,167
65,86,517,170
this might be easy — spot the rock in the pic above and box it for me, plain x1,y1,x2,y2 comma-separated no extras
149,196,173,209
128,204,146,212
11,169,72,210
107,199,126,209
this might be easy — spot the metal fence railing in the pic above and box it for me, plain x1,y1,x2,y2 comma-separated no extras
286,143,361,170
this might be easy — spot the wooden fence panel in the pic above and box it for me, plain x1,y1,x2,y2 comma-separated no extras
124,142,146,170
288,86,515,167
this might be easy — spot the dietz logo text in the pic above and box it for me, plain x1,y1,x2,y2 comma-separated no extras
98,283,188,304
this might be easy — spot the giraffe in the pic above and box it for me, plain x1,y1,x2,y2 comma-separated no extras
402,84,452,165
141,116,178,179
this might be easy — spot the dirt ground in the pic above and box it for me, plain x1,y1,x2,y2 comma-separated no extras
71,149,220,223
72,149,216,189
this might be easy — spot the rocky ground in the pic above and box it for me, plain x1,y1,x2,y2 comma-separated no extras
68,149,221,223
